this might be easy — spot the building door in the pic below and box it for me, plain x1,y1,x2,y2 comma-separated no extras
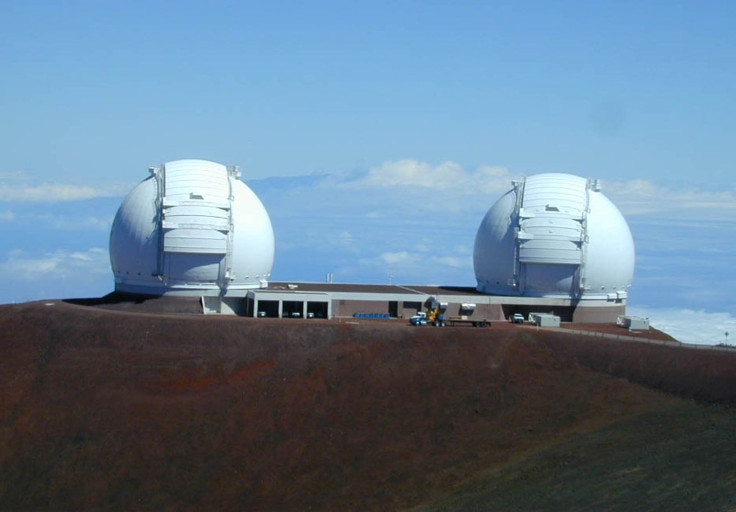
388,301,398,317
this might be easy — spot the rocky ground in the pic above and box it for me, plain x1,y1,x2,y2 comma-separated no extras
1,300,735,511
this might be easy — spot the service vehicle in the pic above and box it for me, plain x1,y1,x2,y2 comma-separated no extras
410,311,446,326
410,311,490,327
511,313,525,324
445,315,491,327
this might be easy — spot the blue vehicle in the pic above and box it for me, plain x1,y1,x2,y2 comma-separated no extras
410,311,446,327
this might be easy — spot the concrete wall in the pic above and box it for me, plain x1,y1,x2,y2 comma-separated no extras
202,296,245,315
222,297,245,315
246,292,332,318
573,303,626,323
331,299,504,320
246,287,627,324
401,301,423,318
332,299,394,318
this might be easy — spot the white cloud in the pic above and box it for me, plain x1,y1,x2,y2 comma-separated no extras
627,306,736,346
0,248,110,281
256,159,517,219
373,251,415,266
0,210,15,222
327,231,357,251
333,166,736,221
0,183,118,202
431,255,470,268
0,170,29,180
35,214,112,231
353,246,473,284
604,179,736,218
0,169,132,203
361,159,466,188
297,160,735,225
357,158,516,195
336,231,353,242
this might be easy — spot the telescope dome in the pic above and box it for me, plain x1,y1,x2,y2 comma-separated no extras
473,173,634,299
109,159,274,296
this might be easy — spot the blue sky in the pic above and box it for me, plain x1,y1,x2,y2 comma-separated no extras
1,1,734,344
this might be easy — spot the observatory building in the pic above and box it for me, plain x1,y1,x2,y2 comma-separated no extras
243,173,634,323
109,164,632,323
109,159,274,300
474,173,634,301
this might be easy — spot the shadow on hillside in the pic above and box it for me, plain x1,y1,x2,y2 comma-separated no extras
64,292,155,306
63,293,203,314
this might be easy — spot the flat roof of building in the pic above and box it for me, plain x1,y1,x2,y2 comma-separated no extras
261,282,621,309
268,282,486,297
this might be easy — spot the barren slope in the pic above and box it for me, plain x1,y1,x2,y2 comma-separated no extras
1,301,735,511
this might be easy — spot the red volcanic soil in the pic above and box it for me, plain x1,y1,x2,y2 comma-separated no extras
1,301,736,511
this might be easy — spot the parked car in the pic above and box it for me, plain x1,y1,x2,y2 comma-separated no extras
511,313,525,324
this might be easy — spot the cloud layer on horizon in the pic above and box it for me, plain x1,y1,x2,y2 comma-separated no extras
0,170,134,203
0,248,109,281
627,306,736,346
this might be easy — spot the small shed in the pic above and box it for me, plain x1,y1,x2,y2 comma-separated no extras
617,315,650,331
530,313,561,327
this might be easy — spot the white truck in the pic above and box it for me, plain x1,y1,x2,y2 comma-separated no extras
511,313,525,324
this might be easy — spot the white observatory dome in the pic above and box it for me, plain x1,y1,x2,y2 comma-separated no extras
473,173,634,299
109,159,274,296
